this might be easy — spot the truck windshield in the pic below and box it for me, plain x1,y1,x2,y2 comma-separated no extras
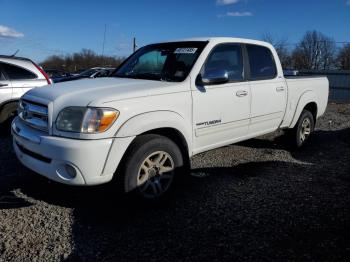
112,41,208,82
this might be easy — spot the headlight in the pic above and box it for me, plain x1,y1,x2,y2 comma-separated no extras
56,107,119,133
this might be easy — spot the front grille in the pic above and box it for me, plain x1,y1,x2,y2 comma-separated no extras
19,99,48,131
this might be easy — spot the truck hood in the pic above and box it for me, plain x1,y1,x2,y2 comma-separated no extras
24,77,177,107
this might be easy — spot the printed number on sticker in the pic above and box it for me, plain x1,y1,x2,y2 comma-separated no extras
174,48,198,54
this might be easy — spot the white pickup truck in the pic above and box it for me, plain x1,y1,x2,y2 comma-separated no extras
12,38,329,199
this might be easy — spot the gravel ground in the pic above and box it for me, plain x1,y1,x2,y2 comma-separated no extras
0,103,350,262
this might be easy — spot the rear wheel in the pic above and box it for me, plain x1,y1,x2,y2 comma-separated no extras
291,109,315,148
0,102,18,136
121,134,184,200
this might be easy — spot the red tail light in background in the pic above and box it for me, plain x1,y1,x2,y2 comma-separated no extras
32,62,51,85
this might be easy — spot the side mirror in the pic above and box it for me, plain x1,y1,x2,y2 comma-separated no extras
197,69,229,85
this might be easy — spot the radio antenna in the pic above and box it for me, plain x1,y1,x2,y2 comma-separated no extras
11,49,20,57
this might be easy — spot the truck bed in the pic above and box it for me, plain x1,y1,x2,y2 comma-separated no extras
280,76,329,128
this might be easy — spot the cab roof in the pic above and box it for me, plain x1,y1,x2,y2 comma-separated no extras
156,37,273,48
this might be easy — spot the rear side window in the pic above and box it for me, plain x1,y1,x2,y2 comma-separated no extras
204,44,244,82
246,45,277,80
1,63,37,80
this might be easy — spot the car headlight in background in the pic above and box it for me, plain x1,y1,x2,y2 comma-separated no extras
56,107,119,133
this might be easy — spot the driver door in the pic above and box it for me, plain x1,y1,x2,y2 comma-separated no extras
192,43,251,153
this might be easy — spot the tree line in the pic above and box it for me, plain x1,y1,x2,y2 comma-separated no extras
40,30,350,72
262,30,350,70
40,49,124,73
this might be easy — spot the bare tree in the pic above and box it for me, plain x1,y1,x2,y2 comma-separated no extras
261,32,291,68
337,43,350,70
292,30,336,70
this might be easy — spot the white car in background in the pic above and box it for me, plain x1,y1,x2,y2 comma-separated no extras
0,55,51,126
12,38,329,200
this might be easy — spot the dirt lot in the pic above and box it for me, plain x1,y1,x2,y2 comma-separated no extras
0,103,350,262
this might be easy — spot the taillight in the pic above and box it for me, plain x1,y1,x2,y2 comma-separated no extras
32,62,51,85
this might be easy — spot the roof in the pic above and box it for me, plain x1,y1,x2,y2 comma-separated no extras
157,37,271,47
0,55,31,62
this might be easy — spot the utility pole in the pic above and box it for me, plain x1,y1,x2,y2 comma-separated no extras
102,24,107,56
314,43,320,70
133,37,137,53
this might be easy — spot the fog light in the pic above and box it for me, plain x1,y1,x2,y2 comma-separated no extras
65,164,77,179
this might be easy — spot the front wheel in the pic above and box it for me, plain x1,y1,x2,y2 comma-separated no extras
120,134,184,200
290,109,315,148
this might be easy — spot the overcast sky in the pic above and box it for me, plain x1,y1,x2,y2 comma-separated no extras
0,0,349,62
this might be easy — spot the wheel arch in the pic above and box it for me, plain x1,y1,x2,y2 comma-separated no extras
140,127,191,169
115,110,192,155
289,91,318,128
303,102,318,124
0,99,19,124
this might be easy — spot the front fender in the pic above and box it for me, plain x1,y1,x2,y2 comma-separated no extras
101,111,192,178
289,91,318,128
115,110,192,153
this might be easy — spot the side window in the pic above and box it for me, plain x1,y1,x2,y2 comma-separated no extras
203,44,244,82
1,63,37,80
246,45,277,80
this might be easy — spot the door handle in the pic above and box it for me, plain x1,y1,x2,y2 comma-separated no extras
236,90,248,97
276,86,285,92
0,83,8,87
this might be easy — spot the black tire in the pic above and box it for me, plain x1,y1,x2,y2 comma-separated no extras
120,134,184,200
290,109,315,148
0,101,18,124
0,102,18,136
0,116,14,137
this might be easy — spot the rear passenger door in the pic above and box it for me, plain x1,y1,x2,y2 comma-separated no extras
0,63,13,106
1,62,44,97
245,44,287,135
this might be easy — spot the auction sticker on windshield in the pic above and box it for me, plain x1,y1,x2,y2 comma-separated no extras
174,48,198,54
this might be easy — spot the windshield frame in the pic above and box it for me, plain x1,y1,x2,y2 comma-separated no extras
111,41,209,82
